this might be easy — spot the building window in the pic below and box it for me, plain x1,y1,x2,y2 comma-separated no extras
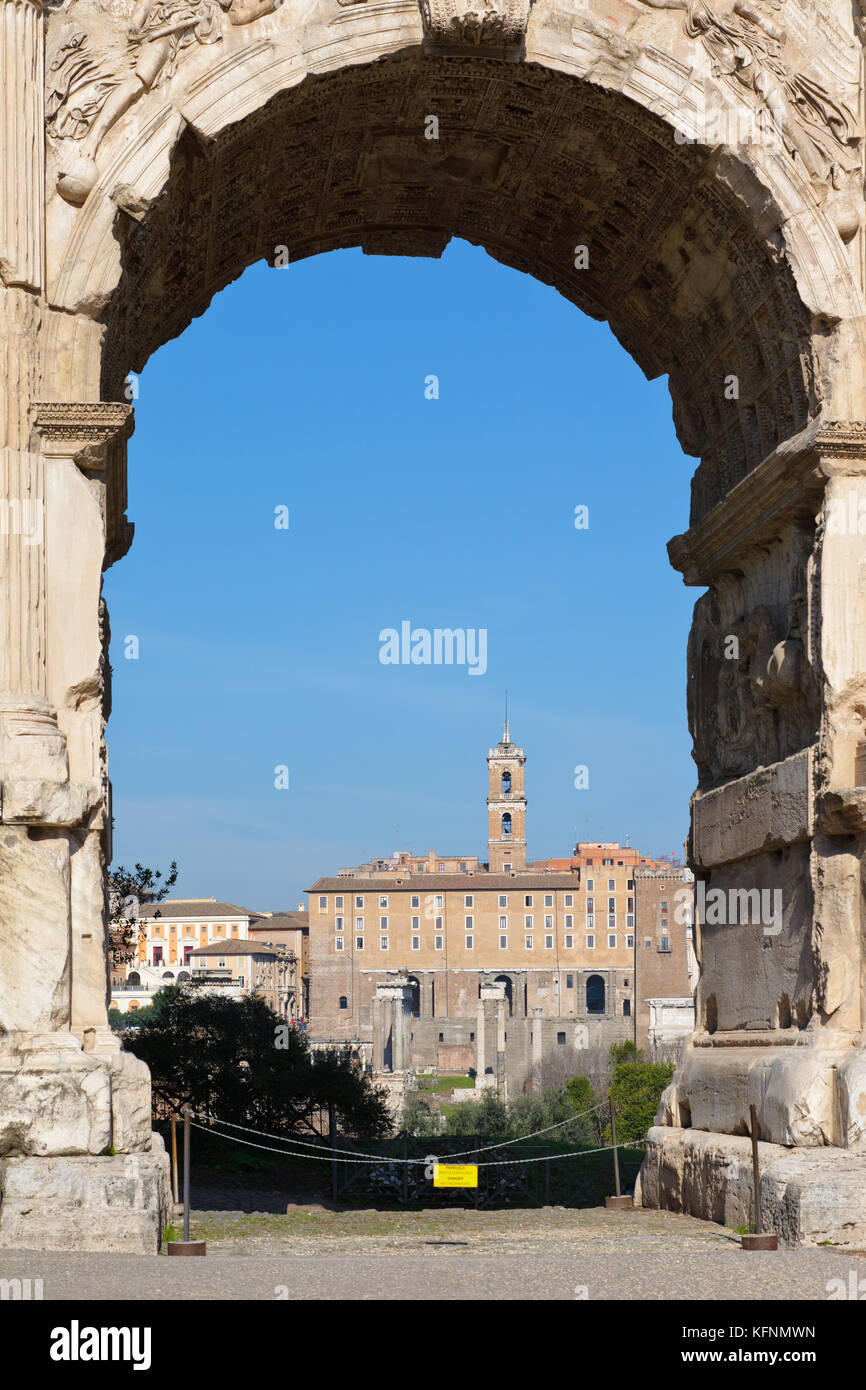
565,914,573,929
608,915,616,929
355,917,364,931
438,862,446,872
544,914,553,929
603,859,613,867
627,898,634,913
502,812,512,839
412,936,420,951
335,895,343,910
435,894,443,909
586,974,605,1013
608,934,616,949
586,915,594,928
466,935,474,950
379,895,388,909
565,935,574,949
380,936,388,950
525,935,533,949
411,895,420,909
627,879,634,891
586,898,594,913
626,914,634,928
660,936,670,952
565,893,573,908
608,879,615,891
378,915,387,930
412,915,420,929
499,895,507,908
645,938,652,948
544,894,553,908
524,894,533,908
339,996,348,1010
503,863,512,871
586,878,594,892
566,973,574,988
524,914,533,929
545,935,553,949
459,862,467,872
335,916,344,931
626,935,634,949
435,935,443,951
465,915,474,930
499,935,508,949
623,999,631,1017
586,935,595,949
502,769,512,795
499,915,507,930
465,894,474,908
335,938,344,952
318,895,327,912
354,895,363,908
435,916,443,930
661,901,669,911
608,897,616,912
356,937,364,950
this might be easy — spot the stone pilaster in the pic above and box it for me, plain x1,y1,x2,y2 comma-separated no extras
0,0,44,293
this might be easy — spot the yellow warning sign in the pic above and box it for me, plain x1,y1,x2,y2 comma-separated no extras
433,1164,478,1188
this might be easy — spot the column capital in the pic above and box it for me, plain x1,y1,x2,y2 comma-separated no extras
33,402,133,467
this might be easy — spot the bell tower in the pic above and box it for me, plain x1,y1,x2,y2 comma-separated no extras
487,720,527,871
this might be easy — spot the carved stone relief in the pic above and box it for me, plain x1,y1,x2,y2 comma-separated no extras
47,0,280,203
638,1,861,198
688,524,820,785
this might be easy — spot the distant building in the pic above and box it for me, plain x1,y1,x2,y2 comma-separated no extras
308,724,694,1089
634,866,696,1057
248,907,310,1020
188,938,298,1019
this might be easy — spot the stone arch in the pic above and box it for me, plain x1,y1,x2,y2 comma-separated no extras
3,0,866,1253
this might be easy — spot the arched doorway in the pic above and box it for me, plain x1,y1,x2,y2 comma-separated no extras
494,975,514,1017
3,0,864,1254
407,976,421,1019
586,975,605,1016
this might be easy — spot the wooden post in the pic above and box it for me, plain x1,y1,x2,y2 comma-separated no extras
329,1100,338,1205
183,1104,191,1243
610,1098,621,1198
740,1104,777,1249
170,1114,179,1206
402,1131,409,1207
750,1102,762,1234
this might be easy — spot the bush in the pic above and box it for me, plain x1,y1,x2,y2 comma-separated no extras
607,1060,675,1143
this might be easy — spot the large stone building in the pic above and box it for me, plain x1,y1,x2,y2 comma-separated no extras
309,727,693,1090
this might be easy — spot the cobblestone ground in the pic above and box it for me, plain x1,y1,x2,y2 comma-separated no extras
2,1205,863,1300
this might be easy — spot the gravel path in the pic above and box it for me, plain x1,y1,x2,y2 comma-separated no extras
2,1206,862,1300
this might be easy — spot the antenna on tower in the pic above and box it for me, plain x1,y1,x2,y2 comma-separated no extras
504,689,509,743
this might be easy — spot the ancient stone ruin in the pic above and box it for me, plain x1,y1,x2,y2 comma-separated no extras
2,0,866,1248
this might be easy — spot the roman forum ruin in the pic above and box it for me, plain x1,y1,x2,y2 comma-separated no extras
1,0,866,1248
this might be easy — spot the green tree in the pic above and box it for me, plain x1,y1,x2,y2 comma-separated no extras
609,1039,642,1066
108,859,178,967
607,1060,675,1143
122,985,391,1137
401,1093,437,1137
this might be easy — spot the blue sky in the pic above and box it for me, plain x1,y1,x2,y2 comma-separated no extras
105,238,699,911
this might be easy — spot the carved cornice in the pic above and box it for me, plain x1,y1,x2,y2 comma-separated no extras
670,419,866,585
33,402,133,468
814,420,866,459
